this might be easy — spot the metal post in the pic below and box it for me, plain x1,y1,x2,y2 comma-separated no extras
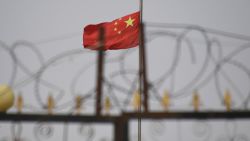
139,0,148,113
140,23,148,112
114,117,128,141
96,27,105,116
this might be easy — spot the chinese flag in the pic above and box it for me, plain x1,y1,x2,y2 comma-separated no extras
83,11,140,50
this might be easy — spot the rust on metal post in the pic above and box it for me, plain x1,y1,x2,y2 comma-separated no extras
96,27,105,116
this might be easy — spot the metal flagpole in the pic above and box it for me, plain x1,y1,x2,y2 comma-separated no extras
96,27,105,116
139,0,149,140
140,0,149,113
138,0,144,141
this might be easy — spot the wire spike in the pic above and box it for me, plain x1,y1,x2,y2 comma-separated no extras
224,89,232,112
192,90,200,112
133,90,141,110
161,89,170,111
16,92,23,114
47,94,55,115
104,96,111,115
75,96,83,115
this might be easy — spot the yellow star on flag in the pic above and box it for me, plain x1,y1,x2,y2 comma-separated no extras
125,17,135,28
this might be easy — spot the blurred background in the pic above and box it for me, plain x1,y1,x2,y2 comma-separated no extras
1,0,250,141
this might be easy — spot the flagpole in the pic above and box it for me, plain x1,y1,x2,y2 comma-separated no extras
139,0,143,141
96,27,105,116
140,0,143,22
140,0,149,113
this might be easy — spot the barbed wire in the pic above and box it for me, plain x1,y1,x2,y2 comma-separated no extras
1,23,250,113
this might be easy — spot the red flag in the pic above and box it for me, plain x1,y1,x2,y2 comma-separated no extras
83,11,140,50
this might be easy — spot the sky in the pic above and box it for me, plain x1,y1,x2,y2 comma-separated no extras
1,0,250,43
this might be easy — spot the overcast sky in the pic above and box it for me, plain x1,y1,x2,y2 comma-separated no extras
1,0,250,44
